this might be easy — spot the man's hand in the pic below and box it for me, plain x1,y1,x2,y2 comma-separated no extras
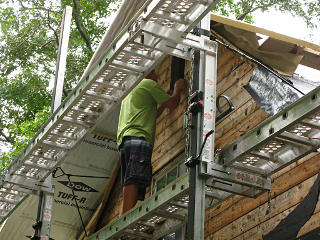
174,78,186,92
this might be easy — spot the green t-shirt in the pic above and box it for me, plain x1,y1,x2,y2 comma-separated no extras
117,79,170,146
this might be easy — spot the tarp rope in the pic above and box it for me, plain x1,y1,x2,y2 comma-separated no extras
210,33,306,96
52,167,110,237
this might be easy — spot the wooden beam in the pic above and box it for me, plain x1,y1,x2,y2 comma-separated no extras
217,54,244,84
152,138,185,174
215,99,259,144
154,114,185,150
209,173,319,239
217,62,255,96
215,108,269,149
78,159,120,240
210,13,320,53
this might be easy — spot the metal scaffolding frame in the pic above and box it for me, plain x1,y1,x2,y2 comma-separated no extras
1,0,320,239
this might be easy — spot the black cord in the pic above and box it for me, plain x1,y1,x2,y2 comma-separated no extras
52,167,109,179
66,174,88,237
197,129,214,160
52,167,110,237
185,130,214,167
210,34,305,96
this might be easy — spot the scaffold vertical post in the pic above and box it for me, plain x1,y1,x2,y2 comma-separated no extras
35,6,72,240
187,13,217,240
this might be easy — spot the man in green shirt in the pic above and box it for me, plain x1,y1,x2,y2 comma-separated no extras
117,70,185,215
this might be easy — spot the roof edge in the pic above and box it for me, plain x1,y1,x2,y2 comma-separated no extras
210,13,320,54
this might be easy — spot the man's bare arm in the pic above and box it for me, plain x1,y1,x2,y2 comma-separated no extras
157,78,186,117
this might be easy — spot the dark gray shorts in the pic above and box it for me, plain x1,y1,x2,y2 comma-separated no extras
119,136,153,201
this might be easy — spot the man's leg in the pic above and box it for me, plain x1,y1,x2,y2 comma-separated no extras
120,183,139,216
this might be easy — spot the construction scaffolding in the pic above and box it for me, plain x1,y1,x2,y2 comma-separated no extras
1,0,320,240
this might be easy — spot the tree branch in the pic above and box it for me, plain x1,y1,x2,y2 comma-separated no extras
237,2,275,20
40,39,55,49
0,131,14,145
47,9,59,46
83,0,109,19
72,0,93,52
18,0,58,14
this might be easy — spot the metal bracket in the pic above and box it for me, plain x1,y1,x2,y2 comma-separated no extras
191,27,210,37
200,161,272,191
140,21,218,57
216,95,235,123
188,90,204,115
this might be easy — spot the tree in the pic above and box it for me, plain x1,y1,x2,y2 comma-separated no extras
213,0,320,28
1,0,319,170
0,0,121,169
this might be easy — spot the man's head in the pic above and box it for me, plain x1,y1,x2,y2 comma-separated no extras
146,70,158,82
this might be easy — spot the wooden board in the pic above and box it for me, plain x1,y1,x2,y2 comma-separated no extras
210,14,320,53
205,153,320,237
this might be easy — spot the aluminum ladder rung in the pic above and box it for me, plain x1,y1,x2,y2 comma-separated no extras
154,209,186,221
301,118,320,130
151,12,191,25
277,131,318,147
1,185,34,196
71,105,102,116
23,162,54,171
248,151,272,162
110,61,146,73
170,201,188,209
0,197,20,205
85,90,117,103
127,41,164,55
61,117,93,128
41,140,73,150
49,130,78,140
0,189,22,197
90,80,126,92
122,229,153,239
121,49,155,61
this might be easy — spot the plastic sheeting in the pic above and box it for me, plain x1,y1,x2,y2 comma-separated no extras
212,23,304,76
244,66,300,115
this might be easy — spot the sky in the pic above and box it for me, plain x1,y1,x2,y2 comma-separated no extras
252,10,320,82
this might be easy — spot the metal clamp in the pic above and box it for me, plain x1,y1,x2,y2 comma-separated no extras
215,95,234,123
188,90,204,115
184,91,204,131
191,26,210,37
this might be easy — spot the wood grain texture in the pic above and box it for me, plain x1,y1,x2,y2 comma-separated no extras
205,153,320,238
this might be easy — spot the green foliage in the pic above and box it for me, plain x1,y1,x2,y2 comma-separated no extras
213,0,320,28
0,107,50,172
0,0,121,155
